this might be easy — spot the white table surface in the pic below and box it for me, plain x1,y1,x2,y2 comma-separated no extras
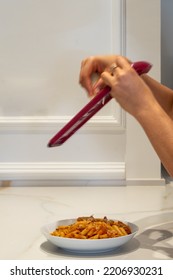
0,184,173,260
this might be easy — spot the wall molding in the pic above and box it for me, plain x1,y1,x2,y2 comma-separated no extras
0,111,126,133
0,0,126,134
111,0,126,55
0,161,125,181
0,0,128,187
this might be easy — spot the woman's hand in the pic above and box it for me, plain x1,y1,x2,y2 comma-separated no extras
101,56,156,119
79,55,120,96
79,54,156,119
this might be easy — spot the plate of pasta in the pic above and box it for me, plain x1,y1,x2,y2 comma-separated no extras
41,216,138,253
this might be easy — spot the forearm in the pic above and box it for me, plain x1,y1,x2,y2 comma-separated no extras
142,75,173,117
80,54,173,177
136,102,173,177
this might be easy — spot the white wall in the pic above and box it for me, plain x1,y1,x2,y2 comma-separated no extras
161,0,173,90
0,0,163,186
160,0,173,181
0,0,126,185
125,0,162,184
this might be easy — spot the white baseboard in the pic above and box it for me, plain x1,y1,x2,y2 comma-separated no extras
0,162,165,187
0,161,125,183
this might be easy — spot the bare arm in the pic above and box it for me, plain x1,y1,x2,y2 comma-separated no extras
79,55,173,176
142,75,173,118
136,101,173,177
100,56,173,177
79,55,173,117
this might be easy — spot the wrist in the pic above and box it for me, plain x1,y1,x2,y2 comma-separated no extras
135,101,164,124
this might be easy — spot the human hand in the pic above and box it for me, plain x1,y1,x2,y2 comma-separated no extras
101,56,156,118
79,55,118,96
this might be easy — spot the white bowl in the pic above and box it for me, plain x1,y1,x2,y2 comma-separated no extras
41,218,138,253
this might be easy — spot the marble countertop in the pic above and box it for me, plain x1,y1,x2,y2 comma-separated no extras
0,184,173,260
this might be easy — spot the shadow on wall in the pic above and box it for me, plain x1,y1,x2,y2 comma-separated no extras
161,164,173,183
161,0,173,183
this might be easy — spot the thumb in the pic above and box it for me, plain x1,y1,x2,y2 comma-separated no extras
101,71,113,88
92,77,105,95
